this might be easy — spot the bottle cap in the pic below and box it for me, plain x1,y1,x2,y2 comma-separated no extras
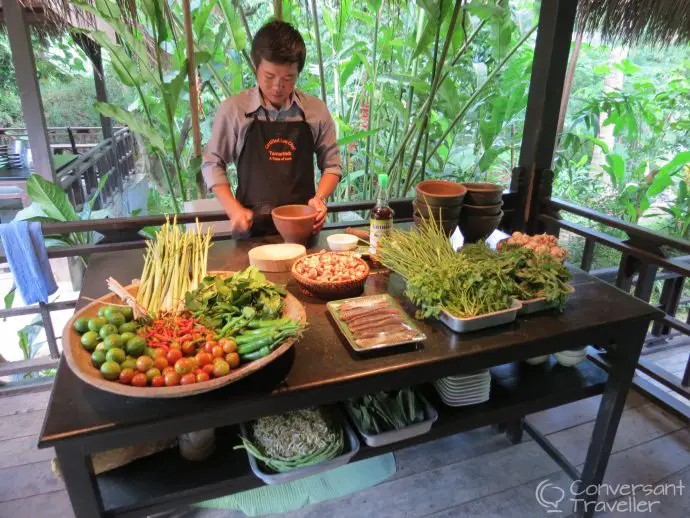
377,174,389,189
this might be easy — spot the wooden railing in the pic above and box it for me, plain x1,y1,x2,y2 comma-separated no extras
538,192,690,419
0,126,124,152
55,128,137,210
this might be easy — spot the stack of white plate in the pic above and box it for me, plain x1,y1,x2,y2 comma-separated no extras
433,369,491,407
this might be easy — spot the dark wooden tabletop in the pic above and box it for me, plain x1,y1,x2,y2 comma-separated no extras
39,229,659,451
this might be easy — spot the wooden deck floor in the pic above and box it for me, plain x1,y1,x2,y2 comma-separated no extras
1,384,688,518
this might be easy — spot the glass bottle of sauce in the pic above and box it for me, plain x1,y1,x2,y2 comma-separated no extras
370,173,394,257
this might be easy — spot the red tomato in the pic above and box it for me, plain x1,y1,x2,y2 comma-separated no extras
225,352,240,369
119,368,135,385
136,356,154,373
202,364,215,376
180,373,196,385
174,358,194,375
213,359,230,377
164,371,180,386
182,341,196,356
145,368,161,383
170,341,181,350
152,348,166,359
203,342,214,354
196,372,210,383
131,372,148,387
211,346,224,358
151,375,165,387
220,338,237,354
154,357,168,370
205,333,215,342
196,352,212,366
162,366,175,376
166,349,183,364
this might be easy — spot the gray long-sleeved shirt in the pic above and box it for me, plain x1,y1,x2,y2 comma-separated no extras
202,87,342,190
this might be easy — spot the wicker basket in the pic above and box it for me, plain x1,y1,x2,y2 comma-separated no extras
291,253,370,300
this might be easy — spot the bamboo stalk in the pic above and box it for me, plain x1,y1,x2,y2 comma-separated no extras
310,0,328,104
364,2,383,198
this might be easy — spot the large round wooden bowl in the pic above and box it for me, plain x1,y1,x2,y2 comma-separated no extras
62,273,306,398
291,253,369,300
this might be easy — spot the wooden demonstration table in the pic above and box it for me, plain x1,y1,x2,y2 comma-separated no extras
39,229,659,518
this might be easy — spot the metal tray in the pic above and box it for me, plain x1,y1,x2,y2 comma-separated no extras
327,294,427,352
517,285,575,315
439,300,522,333
344,395,438,447
240,409,360,485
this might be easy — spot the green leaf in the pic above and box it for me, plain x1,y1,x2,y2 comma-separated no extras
164,67,187,115
659,151,690,176
605,154,625,187
350,10,374,25
647,171,672,198
339,54,361,87
4,285,16,310
411,18,437,60
85,172,112,214
593,64,611,75
217,0,247,50
337,128,382,146
93,102,166,151
24,174,78,222
378,74,430,93
193,1,216,38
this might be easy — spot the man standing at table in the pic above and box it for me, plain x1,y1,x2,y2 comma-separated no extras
202,20,342,237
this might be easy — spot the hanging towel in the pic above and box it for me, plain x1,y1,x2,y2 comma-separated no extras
0,221,58,304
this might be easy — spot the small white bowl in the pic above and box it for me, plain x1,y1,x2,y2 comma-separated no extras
554,349,586,367
525,355,549,365
327,233,359,252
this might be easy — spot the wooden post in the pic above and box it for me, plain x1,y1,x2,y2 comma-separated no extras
5,0,55,181
182,0,206,198
511,0,578,232
73,33,112,140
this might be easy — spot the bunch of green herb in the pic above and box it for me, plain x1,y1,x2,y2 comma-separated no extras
500,246,572,309
235,408,344,473
346,388,428,435
184,266,287,331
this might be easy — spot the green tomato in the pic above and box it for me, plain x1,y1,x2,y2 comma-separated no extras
88,317,108,332
144,346,157,358
74,317,90,334
126,336,147,357
104,334,123,350
91,350,107,368
100,361,121,381
107,312,126,327
120,306,134,322
95,342,106,352
119,322,137,334
145,367,161,383
106,347,126,364
121,358,137,371
99,324,119,340
98,306,108,318
120,331,136,343
81,331,100,351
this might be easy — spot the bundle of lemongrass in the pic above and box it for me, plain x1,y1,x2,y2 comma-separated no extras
134,216,213,316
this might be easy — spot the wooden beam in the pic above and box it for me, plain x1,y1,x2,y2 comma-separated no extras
72,33,113,139
512,0,578,231
4,0,56,182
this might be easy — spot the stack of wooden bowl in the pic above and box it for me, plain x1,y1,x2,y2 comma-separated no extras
458,183,504,243
413,180,467,235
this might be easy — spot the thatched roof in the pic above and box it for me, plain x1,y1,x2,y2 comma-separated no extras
577,0,690,46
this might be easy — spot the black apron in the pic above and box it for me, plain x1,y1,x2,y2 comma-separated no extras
236,106,316,236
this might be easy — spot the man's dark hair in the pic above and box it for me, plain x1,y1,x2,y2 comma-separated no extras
251,21,306,72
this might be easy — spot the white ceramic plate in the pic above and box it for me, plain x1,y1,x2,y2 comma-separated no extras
437,376,490,389
438,392,491,407
444,370,490,382
435,381,490,395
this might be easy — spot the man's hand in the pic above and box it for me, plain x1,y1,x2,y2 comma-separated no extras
228,203,254,237
308,196,327,233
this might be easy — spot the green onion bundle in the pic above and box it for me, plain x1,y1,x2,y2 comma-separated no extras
136,216,212,316
235,408,344,473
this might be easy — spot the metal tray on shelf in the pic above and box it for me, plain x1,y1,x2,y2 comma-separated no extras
327,294,427,352
240,410,360,485
517,285,575,315
344,396,438,447
439,300,522,333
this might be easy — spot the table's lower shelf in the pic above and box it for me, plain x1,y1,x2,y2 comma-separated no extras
97,357,607,518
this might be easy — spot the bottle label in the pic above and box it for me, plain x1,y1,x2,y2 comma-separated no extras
370,218,393,254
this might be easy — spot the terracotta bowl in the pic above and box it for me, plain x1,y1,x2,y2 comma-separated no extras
271,205,317,244
461,201,504,216
413,214,458,237
413,199,463,221
462,182,504,206
415,180,467,207
458,210,504,243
